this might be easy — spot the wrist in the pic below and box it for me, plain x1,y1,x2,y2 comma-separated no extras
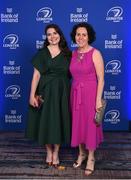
30,94,35,99
96,97,101,101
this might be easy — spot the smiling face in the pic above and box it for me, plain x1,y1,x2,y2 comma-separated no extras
46,28,60,46
75,27,89,48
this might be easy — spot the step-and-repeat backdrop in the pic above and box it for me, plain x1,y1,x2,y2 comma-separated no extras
0,0,131,131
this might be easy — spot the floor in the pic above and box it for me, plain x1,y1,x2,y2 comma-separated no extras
0,131,131,179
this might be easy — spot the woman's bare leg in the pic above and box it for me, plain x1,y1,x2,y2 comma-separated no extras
52,144,60,166
45,144,53,164
85,150,95,176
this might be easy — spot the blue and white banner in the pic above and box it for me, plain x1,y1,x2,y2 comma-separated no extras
0,0,131,131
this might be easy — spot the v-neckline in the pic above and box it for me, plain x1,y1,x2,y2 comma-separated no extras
47,47,61,60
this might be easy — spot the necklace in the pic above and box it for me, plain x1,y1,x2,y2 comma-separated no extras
77,53,84,61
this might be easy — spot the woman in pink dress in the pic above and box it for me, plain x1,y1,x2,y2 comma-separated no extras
70,23,104,176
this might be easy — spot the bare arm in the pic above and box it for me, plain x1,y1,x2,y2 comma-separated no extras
29,68,40,107
93,49,104,111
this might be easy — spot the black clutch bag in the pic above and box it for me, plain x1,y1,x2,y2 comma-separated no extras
95,99,107,126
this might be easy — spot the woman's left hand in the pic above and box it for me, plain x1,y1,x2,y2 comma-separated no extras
96,99,103,112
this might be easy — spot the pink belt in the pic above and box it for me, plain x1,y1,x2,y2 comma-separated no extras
74,82,84,110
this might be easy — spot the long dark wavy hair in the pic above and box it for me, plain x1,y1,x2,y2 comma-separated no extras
43,24,71,57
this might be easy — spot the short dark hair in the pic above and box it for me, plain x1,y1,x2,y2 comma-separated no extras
70,22,96,44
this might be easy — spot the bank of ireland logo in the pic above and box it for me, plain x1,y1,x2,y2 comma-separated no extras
105,110,120,124
36,7,53,23
3,34,19,49
5,109,22,123
1,8,19,23
105,60,121,75
5,85,21,99
70,7,88,23
36,34,46,49
106,6,123,22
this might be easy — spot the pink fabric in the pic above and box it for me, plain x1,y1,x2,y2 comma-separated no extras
70,48,103,150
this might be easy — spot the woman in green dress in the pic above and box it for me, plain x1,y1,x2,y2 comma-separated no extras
26,24,71,167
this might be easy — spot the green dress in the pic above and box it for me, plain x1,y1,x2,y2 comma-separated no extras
26,47,71,145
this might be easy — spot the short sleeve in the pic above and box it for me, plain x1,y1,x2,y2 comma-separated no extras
31,49,47,74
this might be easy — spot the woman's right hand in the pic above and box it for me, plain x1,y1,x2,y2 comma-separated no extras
29,96,39,108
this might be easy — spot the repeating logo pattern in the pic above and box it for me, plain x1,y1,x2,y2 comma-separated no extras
0,2,128,130
70,8,88,23
5,85,21,99
1,8,19,23
5,110,22,123
105,60,121,75
3,34,19,49
36,7,53,23
106,6,123,22
104,110,120,124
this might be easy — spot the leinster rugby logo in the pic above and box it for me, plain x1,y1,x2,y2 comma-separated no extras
105,110,120,124
3,34,19,49
106,6,123,22
105,60,121,75
36,7,53,23
5,85,21,99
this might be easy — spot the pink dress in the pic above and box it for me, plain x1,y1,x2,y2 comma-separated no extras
70,48,103,150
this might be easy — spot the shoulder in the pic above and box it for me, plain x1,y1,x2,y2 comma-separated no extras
93,48,103,59
32,48,47,63
92,48,102,56
92,48,104,64
32,48,48,61
36,47,47,56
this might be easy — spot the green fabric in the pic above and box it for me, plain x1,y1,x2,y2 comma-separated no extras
26,47,71,145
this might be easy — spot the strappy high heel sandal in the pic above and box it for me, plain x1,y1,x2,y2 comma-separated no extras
73,153,87,168
52,159,60,168
52,152,66,170
85,159,95,176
